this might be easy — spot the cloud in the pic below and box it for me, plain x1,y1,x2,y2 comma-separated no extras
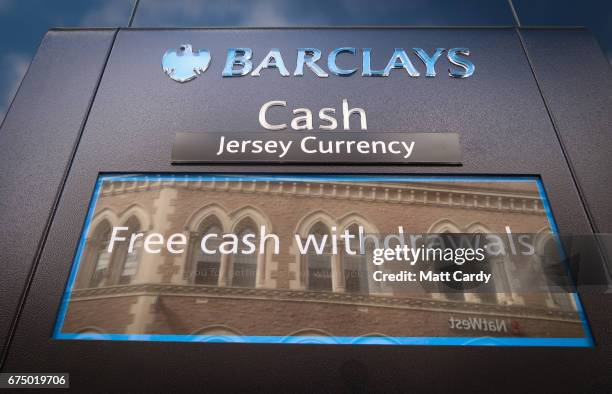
132,0,447,27
78,1,133,27
133,0,259,26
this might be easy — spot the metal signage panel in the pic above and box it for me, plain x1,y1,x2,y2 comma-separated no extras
5,28,612,392
172,132,462,164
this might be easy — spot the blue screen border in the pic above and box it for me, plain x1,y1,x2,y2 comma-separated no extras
52,173,594,348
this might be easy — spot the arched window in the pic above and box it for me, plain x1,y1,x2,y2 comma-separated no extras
305,222,333,292
469,232,497,304
342,224,370,294
117,216,141,285
90,220,112,288
540,237,574,310
230,220,258,288
194,218,223,285
434,233,466,302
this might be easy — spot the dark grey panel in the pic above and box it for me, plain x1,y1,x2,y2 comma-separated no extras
520,29,612,278
0,30,116,362
0,1,136,120
519,29,612,233
5,29,611,391
55,28,591,233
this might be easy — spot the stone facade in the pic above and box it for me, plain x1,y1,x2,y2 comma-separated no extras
60,177,586,340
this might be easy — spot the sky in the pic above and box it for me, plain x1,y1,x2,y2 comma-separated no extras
0,0,610,121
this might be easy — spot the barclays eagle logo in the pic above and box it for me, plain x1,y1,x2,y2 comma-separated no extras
162,44,211,83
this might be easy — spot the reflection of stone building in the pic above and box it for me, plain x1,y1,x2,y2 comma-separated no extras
62,177,586,340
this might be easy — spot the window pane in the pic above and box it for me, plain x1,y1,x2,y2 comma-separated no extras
344,255,368,293
232,253,257,287
119,249,139,284
91,250,110,287
195,236,221,285
195,260,220,285
307,254,332,291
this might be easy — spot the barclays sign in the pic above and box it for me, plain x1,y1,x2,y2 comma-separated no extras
162,44,211,82
162,44,475,83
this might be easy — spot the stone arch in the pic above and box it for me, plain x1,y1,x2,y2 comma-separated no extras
229,216,260,288
112,212,144,285
466,222,507,304
118,204,151,230
183,204,230,286
227,206,274,289
338,212,379,235
294,209,337,237
185,203,231,232
229,204,273,233
427,218,462,234
425,219,466,303
89,208,119,234
338,212,379,295
78,216,114,289
295,212,336,292
465,221,493,234
233,217,258,234
90,217,112,239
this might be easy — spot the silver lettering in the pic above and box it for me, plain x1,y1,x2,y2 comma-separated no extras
328,47,357,76
447,48,475,78
414,48,445,77
259,100,287,130
222,48,253,77
295,48,329,77
252,49,290,76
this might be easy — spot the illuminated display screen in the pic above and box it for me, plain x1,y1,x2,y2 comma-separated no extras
54,174,593,347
